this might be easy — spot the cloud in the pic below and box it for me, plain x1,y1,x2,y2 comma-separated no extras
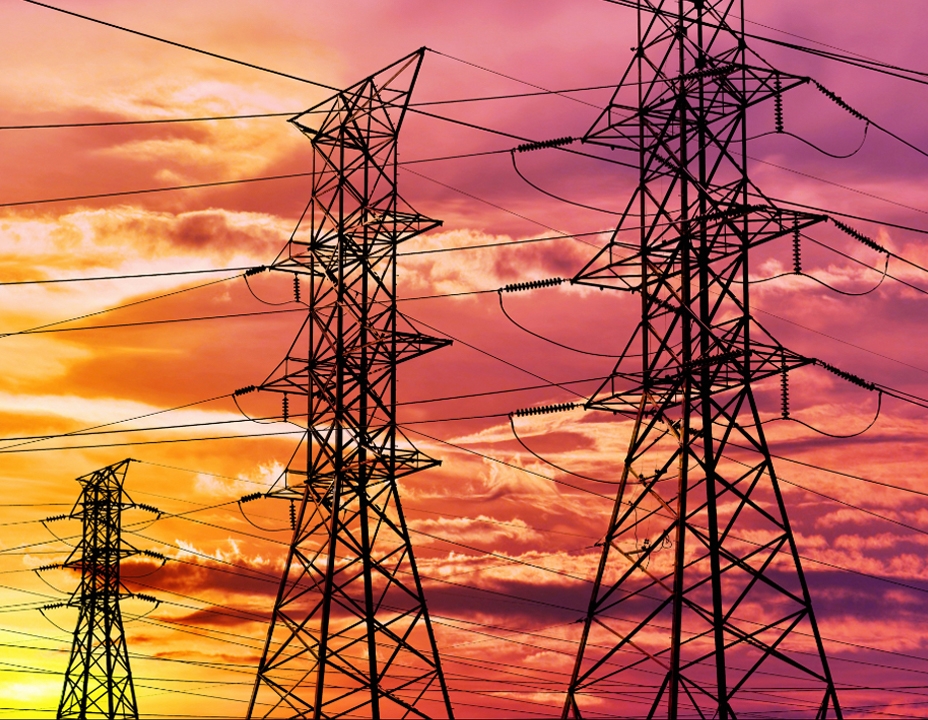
410,514,542,547
398,227,604,296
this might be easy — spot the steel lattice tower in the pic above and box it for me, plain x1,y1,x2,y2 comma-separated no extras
563,2,841,718
247,49,454,719
58,459,139,720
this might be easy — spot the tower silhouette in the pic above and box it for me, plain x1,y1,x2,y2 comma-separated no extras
57,459,140,720
563,2,841,718
247,49,454,719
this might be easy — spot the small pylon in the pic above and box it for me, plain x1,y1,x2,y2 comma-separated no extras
57,459,140,720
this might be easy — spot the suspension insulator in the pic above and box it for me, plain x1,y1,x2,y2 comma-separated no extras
512,402,577,418
501,277,564,293
289,500,297,531
831,218,887,254
780,365,790,419
293,274,301,303
813,80,868,122
283,394,290,422
816,359,876,391
515,136,575,153
792,221,802,274
774,74,784,133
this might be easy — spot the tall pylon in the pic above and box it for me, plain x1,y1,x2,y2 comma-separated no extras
247,49,454,719
563,2,841,718
57,459,140,720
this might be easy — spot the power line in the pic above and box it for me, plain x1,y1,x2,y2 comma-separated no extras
1,307,303,336
9,480,928,700
603,0,928,87
0,170,313,209
397,228,609,257
0,84,620,132
0,111,296,131
0,429,303,455
0,228,607,293
21,0,337,90
1,272,241,339
750,154,928,217
754,304,928,377
0,266,256,287
426,48,603,110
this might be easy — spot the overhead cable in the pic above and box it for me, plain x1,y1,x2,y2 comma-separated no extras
21,0,338,90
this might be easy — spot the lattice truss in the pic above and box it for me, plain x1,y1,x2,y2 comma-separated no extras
58,459,140,720
248,49,454,719
564,2,842,719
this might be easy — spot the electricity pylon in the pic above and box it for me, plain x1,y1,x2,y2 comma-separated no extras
57,459,140,720
247,49,454,719
563,2,841,718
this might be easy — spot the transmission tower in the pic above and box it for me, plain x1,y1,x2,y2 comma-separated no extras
563,2,841,718
57,458,141,720
247,48,454,719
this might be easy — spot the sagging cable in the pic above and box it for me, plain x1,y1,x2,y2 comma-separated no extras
232,383,290,427
38,607,73,635
508,413,617,485
510,150,623,215
801,254,890,297
498,284,621,358
790,389,883,439
123,549,168,579
238,492,289,532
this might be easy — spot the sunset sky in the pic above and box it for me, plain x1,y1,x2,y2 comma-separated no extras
3,1,928,717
